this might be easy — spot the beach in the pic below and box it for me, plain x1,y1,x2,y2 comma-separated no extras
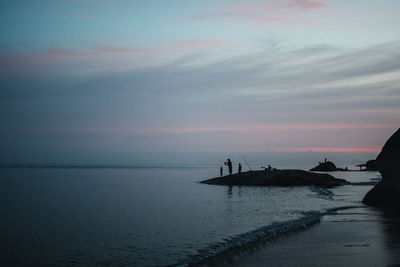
232,206,400,267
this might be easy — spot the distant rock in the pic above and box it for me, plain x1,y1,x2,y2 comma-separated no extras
356,160,378,171
363,128,400,213
309,161,338,172
201,169,350,188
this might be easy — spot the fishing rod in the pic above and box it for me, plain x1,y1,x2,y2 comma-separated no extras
212,157,225,165
239,152,252,171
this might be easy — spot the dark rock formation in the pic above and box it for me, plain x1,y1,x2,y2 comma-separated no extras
309,161,338,172
356,160,378,171
363,128,400,211
201,169,350,188
365,159,378,171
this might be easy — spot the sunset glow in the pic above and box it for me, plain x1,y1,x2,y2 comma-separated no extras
272,147,381,153
2,2,400,267
1,0,399,164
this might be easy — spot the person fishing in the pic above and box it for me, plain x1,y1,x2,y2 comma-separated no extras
224,158,233,175
238,163,242,173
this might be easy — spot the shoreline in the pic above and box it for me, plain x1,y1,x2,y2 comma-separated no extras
177,171,384,267
231,206,400,267
177,206,362,267
182,205,400,267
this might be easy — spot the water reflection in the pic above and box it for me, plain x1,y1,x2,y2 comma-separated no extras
226,186,243,198
227,186,233,198
381,211,400,265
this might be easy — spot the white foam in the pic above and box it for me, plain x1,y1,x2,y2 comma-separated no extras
308,185,334,200
174,211,322,266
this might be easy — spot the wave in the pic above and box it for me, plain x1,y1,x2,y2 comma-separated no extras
170,206,360,267
171,211,322,267
308,185,334,200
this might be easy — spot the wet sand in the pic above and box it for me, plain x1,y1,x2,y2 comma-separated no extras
232,206,400,267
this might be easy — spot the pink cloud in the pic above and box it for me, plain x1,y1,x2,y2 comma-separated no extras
176,0,328,24
96,39,236,54
0,39,234,67
174,39,237,48
91,47,164,54
8,122,394,154
16,122,395,137
272,147,381,153
283,0,327,10
122,122,397,136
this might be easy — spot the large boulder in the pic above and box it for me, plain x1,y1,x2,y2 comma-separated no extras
365,159,378,171
362,128,400,211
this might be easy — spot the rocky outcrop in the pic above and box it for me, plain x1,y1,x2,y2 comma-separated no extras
357,160,378,171
365,159,378,171
363,128,400,211
309,161,338,172
201,169,350,188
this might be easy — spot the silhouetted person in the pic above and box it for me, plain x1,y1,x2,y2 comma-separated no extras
220,166,223,177
324,158,327,163
268,165,272,171
238,163,242,173
225,158,233,175
263,163,268,171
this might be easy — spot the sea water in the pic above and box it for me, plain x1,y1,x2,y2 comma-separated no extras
0,165,380,266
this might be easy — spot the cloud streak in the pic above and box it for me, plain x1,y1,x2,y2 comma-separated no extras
176,0,328,24
272,147,381,153
1,39,399,156
0,39,235,68
125,123,397,136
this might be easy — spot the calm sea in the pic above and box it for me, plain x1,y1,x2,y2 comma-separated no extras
0,165,379,266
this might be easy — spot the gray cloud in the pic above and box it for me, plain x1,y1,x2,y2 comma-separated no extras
1,41,399,162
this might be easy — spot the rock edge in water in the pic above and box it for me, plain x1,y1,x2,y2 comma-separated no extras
363,127,400,213
201,169,350,188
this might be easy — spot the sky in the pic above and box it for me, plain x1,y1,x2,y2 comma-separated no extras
0,0,399,166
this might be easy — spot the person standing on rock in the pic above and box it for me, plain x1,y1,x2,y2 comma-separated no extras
220,166,223,177
225,158,233,175
238,163,242,173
